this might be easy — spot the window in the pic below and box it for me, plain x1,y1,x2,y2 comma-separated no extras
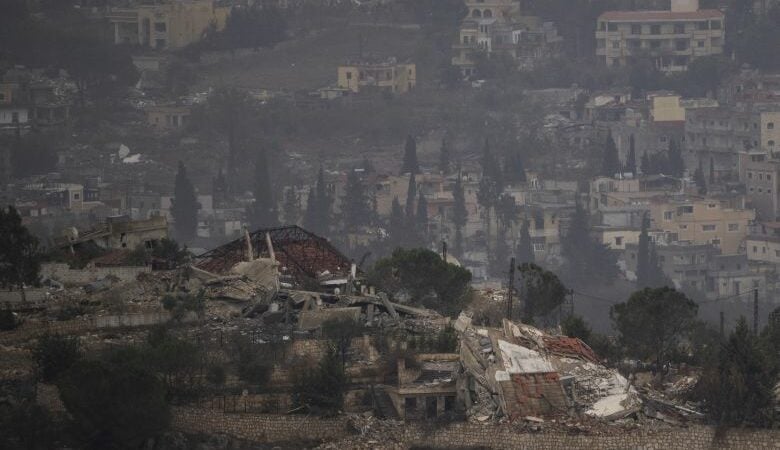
650,24,661,34
650,40,661,49
759,173,764,180
483,9,492,17
346,71,352,80
664,211,674,221
615,236,623,246
154,22,166,32
702,224,716,231
728,223,739,231
674,56,688,66
710,20,721,30
631,24,642,35
707,203,717,209
629,39,641,49
698,21,709,31
612,41,620,49
675,39,688,51
678,205,694,214
775,250,780,257
607,23,617,32
753,246,758,253
73,193,80,200
674,24,685,34
768,175,773,181
769,140,776,147
711,238,721,246
679,224,688,230
763,247,767,254
697,40,705,47
748,171,753,179
533,242,545,252
768,122,775,130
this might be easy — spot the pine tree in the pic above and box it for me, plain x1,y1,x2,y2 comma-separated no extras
561,202,618,288
626,135,637,176
341,169,371,232
171,161,199,242
249,151,278,229
636,213,650,288
0,206,41,302
401,134,419,174
416,190,428,243
667,138,684,178
405,172,417,223
517,219,534,264
452,169,468,257
438,137,451,175
281,186,300,225
601,131,621,177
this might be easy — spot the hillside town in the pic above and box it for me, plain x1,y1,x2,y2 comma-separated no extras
2,0,780,449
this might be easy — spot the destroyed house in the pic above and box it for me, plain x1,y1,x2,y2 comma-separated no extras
194,225,354,285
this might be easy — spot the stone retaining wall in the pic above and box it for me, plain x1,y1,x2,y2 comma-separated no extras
171,406,780,449
41,263,151,286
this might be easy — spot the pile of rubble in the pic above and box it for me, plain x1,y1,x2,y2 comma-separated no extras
454,312,704,426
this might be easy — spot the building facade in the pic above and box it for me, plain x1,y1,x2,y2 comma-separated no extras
648,197,754,255
452,0,562,76
337,59,416,94
596,0,724,72
106,0,230,50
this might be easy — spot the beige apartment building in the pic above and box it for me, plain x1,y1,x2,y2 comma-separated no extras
649,197,755,254
337,59,416,94
738,151,780,221
106,0,230,50
596,0,724,72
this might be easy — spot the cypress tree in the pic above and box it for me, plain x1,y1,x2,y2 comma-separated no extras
601,131,621,177
281,186,300,225
341,169,371,232
517,219,534,264
405,172,417,223
303,187,318,231
505,151,527,186
641,151,650,175
561,201,618,288
709,157,716,184
315,166,331,236
694,163,708,195
389,197,405,249
249,151,278,229
438,137,451,175
636,213,650,288
452,169,468,257
416,191,428,243
477,139,504,247
171,161,199,242
401,135,419,174
668,138,684,178
626,134,637,176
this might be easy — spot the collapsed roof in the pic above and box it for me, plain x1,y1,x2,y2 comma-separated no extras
194,226,354,283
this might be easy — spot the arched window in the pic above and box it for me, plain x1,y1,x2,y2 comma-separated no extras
483,9,493,18
472,9,482,18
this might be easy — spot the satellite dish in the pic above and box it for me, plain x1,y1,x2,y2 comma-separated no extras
118,144,130,159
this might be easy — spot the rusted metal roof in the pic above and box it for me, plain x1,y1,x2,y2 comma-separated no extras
194,225,353,282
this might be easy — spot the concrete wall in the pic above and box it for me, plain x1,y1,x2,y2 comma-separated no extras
172,406,780,449
0,311,197,344
41,263,150,286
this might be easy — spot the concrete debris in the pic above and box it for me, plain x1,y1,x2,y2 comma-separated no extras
455,312,699,425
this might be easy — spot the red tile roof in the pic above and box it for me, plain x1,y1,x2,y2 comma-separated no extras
599,9,724,21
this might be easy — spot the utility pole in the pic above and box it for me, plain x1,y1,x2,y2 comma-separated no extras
506,257,516,320
720,310,724,338
442,240,448,263
754,288,759,336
